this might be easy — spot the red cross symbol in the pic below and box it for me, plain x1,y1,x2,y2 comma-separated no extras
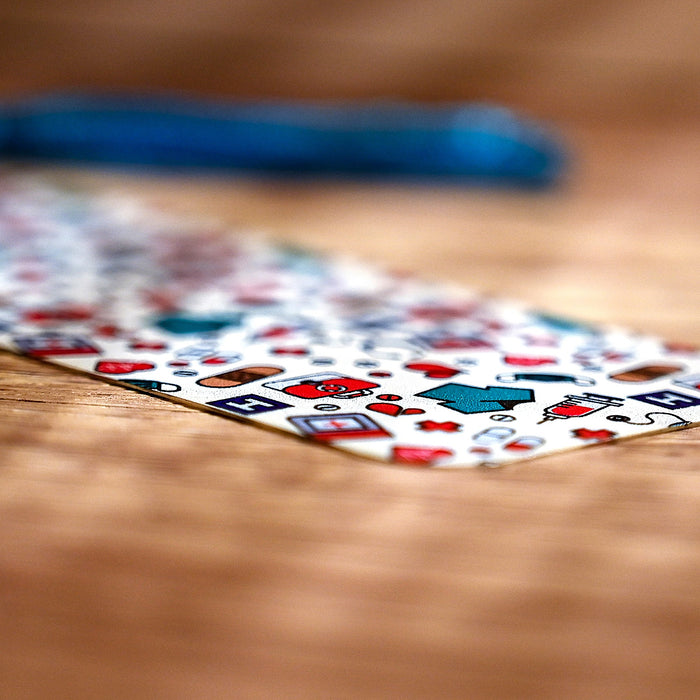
327,419,354,429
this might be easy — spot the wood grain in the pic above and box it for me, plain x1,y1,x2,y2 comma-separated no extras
1,2,699,698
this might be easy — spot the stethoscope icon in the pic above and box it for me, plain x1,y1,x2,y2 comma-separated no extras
496,372,595,387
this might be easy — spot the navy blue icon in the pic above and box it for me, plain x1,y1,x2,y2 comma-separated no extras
207,394,291,416
416,383,534,415
629,390,700,410
12,332,101,357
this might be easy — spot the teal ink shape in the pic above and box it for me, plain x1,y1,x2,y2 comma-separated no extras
417,383,534,415
154,314,244,334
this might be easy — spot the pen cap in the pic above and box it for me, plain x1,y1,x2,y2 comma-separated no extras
449,104,565,184
3,92,566,185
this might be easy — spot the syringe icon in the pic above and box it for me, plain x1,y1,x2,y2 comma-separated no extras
538,392,624,423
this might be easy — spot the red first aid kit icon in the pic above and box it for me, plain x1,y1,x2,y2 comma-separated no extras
264,372,379,399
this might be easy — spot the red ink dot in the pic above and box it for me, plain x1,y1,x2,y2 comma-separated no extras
504,443,531,451
94,325,121,337
272,347,308,356
369,371,392,378
130,340,167,351
504,437,543,452
377,394,402,401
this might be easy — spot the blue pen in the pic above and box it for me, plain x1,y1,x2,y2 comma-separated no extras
1,92,565,185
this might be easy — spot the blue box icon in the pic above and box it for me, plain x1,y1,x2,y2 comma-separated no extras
629,390,700,410
207,394,291,415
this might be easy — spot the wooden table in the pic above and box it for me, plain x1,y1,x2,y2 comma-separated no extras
1,1,699,697
2,122,699,698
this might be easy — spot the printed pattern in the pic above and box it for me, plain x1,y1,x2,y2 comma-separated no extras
1,177,699,467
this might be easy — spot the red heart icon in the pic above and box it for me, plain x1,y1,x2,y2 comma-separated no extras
367,402,402,416
95,360,155,374
404,361,460,379
392,446,454,465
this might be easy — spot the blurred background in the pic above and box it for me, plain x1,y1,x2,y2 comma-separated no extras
2,0,697,330
1,0,698,126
